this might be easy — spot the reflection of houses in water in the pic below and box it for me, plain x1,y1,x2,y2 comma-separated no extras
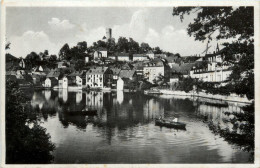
85,91,103,109
143,98,162,120
58,89,68,102
44,90,51,101
116,90,124,104
76,91,82,104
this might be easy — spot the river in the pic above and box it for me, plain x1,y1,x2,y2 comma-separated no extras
29,89,251,163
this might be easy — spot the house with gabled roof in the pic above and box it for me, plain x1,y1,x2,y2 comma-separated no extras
143,58,165,83
44,77,58,88
93,47,108,59
68,71,84,86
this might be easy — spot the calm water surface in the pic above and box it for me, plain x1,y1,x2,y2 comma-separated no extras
30,90,251,163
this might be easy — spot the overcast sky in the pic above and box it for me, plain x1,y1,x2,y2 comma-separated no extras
6,7,224,58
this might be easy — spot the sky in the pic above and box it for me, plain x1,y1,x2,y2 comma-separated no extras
6,7,225,58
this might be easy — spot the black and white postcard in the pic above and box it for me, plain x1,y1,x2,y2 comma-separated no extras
1,1,259,168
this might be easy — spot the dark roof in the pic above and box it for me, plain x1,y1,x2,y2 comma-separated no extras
144,58,164,67
171,63,195,75
133,54,148,57
86,67,108,75
68,71,83,77
47,71,60,78
110,68,121,75
48,77,58,82
119,70,136,79
164,56,182,63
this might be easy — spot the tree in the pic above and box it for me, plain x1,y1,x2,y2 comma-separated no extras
154,46,162,54
128,38,139,53
25,52,41,69
77,41,87,52
59,43,70,60
117,37,129,52
49,55,57,62
74,59,85,71
140,42,151,53
6,80,55,163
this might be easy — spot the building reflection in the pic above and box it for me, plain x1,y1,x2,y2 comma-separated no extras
58,89,68,103
76,90,82,104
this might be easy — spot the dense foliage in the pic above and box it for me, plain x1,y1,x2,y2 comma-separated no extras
6,80,55,163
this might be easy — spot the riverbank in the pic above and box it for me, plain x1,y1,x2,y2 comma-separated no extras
159,89,252,104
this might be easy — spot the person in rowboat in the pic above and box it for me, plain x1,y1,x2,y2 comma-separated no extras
172,117,178,122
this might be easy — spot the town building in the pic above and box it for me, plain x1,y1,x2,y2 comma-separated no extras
108,55,116,60
154,54,167,59
93,47,108,59
110,68,121,90
44,77,58,88
85,67,112,88
68,71,84,86
171,63,197,78
116,53,130,62
119,69,137,81
143,58,165,83
190,52,233,82
133,54,149,61
58,75,69,89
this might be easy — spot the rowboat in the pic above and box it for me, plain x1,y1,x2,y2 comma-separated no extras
155,118,186,130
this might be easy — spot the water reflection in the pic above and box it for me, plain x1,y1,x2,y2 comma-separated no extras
29,90,250,163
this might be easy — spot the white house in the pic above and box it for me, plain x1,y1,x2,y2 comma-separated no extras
117,53,130,62
133,54,149,61
85,67,108,88
108,55,116,60
143,59,165,83
58,75,68,89
116,77,124,90
44,77,58,88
